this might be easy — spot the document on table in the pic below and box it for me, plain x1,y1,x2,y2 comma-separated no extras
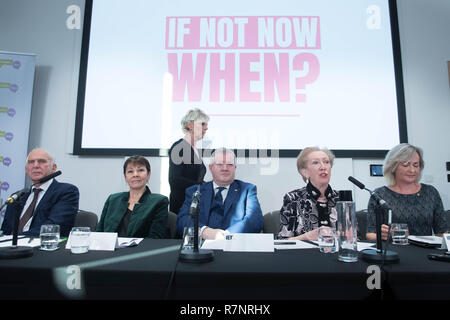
116,237,144,248
408,235,442,245
274,240,318,250
0,236,40,248
357,242,376,251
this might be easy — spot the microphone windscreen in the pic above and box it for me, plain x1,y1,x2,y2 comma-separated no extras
348,176,365,190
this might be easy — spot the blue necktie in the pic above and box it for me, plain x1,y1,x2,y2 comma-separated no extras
209,187,226,228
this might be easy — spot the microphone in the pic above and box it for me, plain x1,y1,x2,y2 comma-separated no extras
0,188,29,211
348,176,388,208
189,184,201,216
33,170,61,185
348,176,365,189
7,188,28,203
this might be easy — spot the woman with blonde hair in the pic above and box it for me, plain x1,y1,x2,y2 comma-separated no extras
366,143,447,241
168,108,209,214
278,147,340,240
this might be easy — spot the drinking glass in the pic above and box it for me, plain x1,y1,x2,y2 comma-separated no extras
40,224,60,251
391,223,409,245
183,227,202,250
318,226,338,253
70,227,91,254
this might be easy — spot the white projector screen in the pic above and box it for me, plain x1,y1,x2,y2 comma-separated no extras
74,0,407,157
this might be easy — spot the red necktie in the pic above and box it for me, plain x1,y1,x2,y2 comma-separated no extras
18,188,42,232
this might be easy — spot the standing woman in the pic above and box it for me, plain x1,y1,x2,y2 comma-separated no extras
97,156,169,238
366,144,447,241
168,108,209,214
278,147,340,240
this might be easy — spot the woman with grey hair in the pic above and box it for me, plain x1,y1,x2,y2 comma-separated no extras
168,108,209,214
278,147,340,240
366,143,447,241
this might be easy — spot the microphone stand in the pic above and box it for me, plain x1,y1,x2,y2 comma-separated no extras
361,204,399,264
347,176,399,264
179,189,214,263
0,188,34,259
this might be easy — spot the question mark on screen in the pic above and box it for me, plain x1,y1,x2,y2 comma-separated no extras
293,53,319,103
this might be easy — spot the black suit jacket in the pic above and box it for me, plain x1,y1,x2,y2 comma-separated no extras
1,179,79,237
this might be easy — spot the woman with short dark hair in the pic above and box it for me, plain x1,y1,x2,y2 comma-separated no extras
97,156,169,238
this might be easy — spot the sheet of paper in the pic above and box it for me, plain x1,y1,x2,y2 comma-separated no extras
116,237,144,248
224,233,274,252
275,240,318,250
0,237,40,248
408,235,442,245
357,242,376,251
66,232,118,251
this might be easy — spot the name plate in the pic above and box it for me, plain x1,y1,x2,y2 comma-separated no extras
224,233,274,252
66,232,118,251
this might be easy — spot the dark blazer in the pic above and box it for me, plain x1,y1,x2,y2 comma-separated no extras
96,187,169,238
176,180,263,237
1,179,79,237
168,138,206,214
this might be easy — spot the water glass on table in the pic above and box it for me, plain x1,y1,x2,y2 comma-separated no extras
183,227,202,250
318,226,338,253
70,227,91,254
39,224,60,251
391,223,409,245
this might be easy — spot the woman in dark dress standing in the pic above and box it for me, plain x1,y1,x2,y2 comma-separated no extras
168,108,209,214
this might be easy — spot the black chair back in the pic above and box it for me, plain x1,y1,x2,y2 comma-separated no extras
74,210,98,230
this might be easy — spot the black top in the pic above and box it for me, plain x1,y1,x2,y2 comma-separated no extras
168,138,206,214
117,208,132,237
117,188,152,237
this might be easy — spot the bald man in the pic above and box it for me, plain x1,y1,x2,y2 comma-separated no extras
1,148,79,237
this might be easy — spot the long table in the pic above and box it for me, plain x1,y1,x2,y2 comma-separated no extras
0,239,449,300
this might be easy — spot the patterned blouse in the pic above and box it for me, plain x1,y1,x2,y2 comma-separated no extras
367,184,447,236
277,183,340,239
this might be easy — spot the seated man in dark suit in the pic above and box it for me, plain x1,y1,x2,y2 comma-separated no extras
176,148,263,240
1,148,79,237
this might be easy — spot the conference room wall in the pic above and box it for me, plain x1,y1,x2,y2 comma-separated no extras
0,0,448,218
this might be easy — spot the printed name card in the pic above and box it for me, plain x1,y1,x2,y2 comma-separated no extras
66,232,118,251
224,233,274,252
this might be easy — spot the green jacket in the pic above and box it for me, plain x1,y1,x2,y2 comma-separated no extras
97,188,169,238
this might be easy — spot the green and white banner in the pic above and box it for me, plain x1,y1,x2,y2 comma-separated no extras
0,51,36,225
